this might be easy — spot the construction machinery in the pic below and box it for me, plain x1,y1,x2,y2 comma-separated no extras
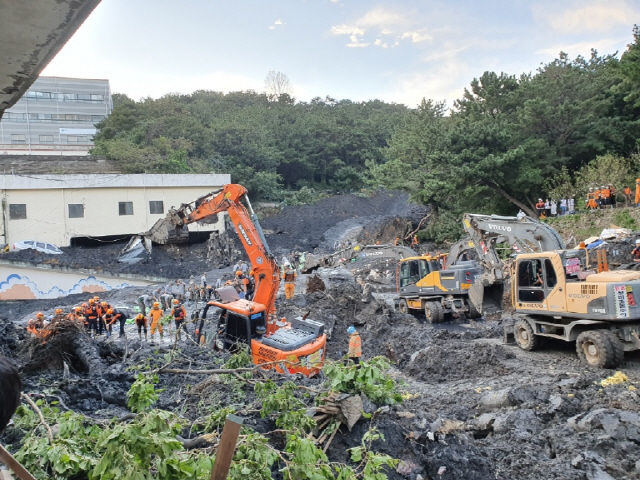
125,184,326,376
447,213,566,315
510,249,640,368
396,252,482,322
396,213,565,322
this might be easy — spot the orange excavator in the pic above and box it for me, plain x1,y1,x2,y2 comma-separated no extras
123,184,326,376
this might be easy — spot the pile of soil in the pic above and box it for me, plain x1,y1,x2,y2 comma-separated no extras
261,190,427,254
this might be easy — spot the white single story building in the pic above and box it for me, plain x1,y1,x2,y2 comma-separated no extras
0,173,231,247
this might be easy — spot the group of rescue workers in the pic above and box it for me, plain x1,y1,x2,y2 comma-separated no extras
25,261,365,363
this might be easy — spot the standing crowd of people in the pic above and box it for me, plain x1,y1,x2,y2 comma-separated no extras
535,198,575,218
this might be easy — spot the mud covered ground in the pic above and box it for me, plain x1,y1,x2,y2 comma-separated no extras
3,266,640,479
0,189,424,279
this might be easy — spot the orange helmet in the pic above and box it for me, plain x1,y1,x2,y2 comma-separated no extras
236,270,242,276
89,299,95,304
249,269,254,275
101,301,108,306
55,308,63,314
107,309,113,315
172,299,179,304
36,312,44,319
93,296,100,300
153,302,160,308
75,306,82,312
136,313,144,319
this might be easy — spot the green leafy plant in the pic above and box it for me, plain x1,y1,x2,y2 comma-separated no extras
323,357,403,405
127,374,160,413
255,381,316,432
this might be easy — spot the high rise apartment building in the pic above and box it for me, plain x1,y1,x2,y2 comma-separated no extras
0,77,112,156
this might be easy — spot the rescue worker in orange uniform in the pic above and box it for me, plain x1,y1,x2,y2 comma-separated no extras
625,186,632,206
84,299,99,337
282,263,297,300
67,306,83,325
27,313,45,336
148,302,164,343
102,309,115,338
96,301,110,336
347,326,362,365
112,309,128,338
171,299,187,340
635,179,640,207
80,303,89,330
53,308,65,324
135,313,148,341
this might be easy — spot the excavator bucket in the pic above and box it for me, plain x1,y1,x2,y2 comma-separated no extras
117,216,189,263
468,282,504,316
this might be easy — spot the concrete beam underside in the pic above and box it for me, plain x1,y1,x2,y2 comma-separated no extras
0,0,101,117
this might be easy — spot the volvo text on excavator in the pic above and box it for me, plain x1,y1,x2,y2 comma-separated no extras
396,213,565,322
124,184,326,376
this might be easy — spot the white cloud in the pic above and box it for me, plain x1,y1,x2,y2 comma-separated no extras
401,29,433,43
330,7,433,48
354,7,410,29
268,19,284,30
331,25,365,36
535,37,626,58
535,0,639,33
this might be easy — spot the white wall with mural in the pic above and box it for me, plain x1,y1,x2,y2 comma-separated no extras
0,265,154,300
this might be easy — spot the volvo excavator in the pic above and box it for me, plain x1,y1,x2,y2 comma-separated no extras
396,213,565,322
121,184,326,376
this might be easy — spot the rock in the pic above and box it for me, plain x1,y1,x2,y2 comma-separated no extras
478,389,513,412
472,413,497,431
571,454,584,468
360,394,377,414
572,409,640,441
336,394,363,431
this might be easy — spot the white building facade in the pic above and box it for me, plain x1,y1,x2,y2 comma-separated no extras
0,77,112,156
0,174,231,247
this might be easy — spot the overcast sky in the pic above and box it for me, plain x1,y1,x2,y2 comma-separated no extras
42,0,638,108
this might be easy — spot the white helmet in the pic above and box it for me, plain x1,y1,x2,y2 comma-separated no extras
636,239,640,245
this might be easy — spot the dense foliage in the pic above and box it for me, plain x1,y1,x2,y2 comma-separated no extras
9,356,401,480
370,28,640,240
93,92,408,200
93,28,640,241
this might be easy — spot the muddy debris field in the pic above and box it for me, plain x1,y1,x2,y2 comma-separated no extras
1,191,640,480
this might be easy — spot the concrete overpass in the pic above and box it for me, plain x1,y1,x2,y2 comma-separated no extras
0,0,101,119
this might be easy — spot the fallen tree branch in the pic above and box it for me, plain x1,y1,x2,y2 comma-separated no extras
158,359,301,376
21,394,53,443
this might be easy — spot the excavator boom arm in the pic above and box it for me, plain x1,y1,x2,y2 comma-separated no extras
147,184,280,316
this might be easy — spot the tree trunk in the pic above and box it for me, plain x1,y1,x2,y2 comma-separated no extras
486,181,538,218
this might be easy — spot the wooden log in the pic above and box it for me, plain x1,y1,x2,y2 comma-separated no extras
0,445,36,480
210,415,244,480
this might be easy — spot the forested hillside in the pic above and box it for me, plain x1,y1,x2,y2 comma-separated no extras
93,27,640,242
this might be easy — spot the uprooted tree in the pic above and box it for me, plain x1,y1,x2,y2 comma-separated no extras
8,353,404,480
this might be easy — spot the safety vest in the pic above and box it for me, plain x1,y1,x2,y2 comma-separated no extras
149,308,163,323
348,333,362,357
283,269,296,283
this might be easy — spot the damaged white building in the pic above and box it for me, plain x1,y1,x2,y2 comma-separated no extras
0,173,231,247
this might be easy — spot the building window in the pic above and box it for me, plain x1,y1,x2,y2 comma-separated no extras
149,201,164,215
9,204,26,220
10,134,26,144
119,202,133,216
39,135,54,144
67,135,89,144
68,204,84,218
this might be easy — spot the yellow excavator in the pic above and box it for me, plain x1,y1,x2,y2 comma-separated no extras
511,250,640,368
397,213,565,322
